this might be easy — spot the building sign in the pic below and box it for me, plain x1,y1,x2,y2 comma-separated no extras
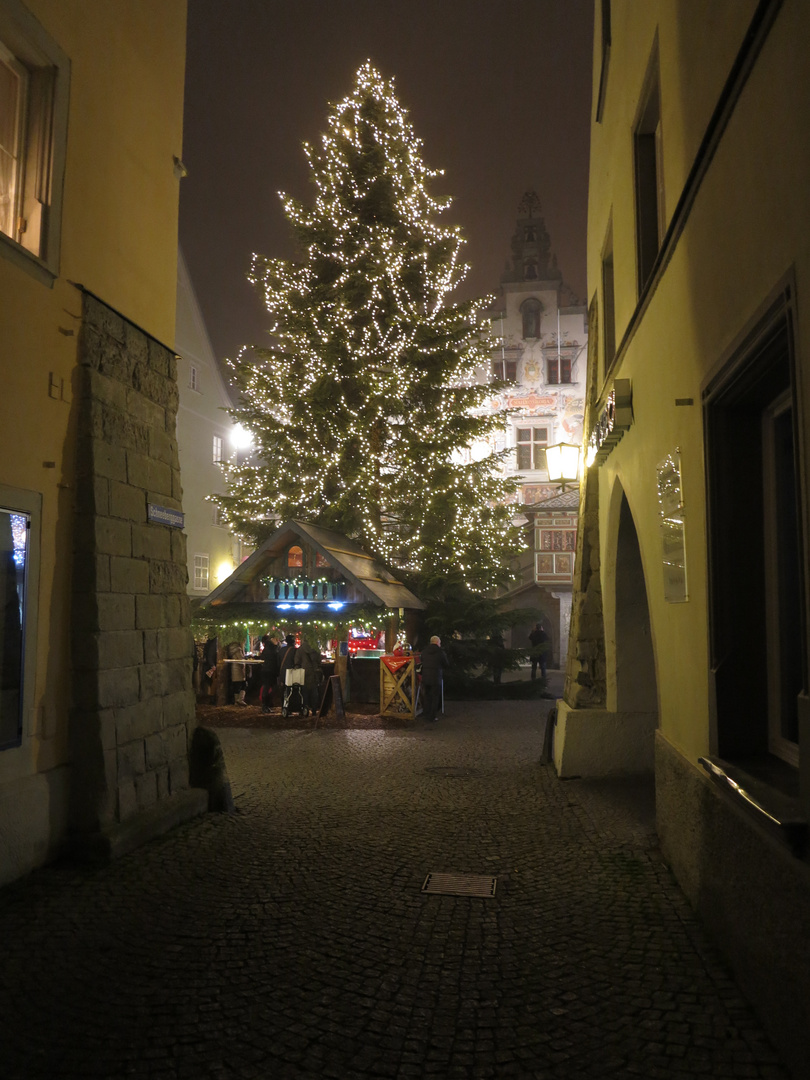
657,449,688,603
147,503,184,529
587,379,633,465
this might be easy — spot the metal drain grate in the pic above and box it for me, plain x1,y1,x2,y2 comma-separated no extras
422,872,497,897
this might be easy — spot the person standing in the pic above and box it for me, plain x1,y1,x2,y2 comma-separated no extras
259,632,281,712
420,634,448,722
528,622,549,680
294,633,323,717
227,638,248,705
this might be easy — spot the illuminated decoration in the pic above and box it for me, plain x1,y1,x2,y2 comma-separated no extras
214,61,520,592
586,379,633,466
10,513,27,569
215,559,236,586
545,442,581,491
230,423,253,451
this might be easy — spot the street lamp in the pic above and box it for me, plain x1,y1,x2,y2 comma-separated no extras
545,441,581,491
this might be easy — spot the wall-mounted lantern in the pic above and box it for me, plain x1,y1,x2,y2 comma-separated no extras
545,442,581,491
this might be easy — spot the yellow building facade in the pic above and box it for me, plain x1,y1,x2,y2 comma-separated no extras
0,0,197,885
559,1,810,1072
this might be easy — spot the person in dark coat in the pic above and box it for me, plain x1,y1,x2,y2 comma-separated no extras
294,633,323,717
419,634,448,722
528,622,549,680
259,632,281,712
278,633,297,687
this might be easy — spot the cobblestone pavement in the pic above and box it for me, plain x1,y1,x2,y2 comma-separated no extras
0,693,791,1079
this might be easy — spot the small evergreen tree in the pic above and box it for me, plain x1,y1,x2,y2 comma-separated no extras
219,61,520,591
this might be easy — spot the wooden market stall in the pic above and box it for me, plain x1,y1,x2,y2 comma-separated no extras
194,520,424,706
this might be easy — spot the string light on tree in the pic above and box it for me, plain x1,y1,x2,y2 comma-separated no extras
215,61,521,591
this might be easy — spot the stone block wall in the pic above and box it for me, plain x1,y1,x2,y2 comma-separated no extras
70,291,197,841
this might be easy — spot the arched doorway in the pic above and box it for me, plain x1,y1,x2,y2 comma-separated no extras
614,494,658,714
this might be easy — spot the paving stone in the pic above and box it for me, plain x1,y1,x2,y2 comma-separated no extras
0,697,793,1078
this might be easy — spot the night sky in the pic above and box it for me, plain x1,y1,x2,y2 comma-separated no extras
179,0,594,365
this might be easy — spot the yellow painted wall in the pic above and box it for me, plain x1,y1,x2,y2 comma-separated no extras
587,0,810,761
0,0,186,866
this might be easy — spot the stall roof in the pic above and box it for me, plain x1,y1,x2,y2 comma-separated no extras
199,520,425,610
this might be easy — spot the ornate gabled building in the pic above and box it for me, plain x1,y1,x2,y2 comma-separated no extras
486,193,588,665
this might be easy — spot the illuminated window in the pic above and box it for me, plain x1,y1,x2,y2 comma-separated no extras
193,553,209,592
0,3,69,282
212,435,223,463
516,426,548,471
0,485,40,752
287,545,304,569
315,552,329,569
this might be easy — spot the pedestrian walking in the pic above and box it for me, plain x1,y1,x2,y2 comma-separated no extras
529,622,549,680
419,634,448,722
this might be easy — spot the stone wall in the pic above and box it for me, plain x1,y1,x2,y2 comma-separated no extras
70,291,205,854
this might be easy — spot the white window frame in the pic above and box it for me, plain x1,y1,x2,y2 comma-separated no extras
515,425,549,472
212,434,223,464
0,0,70,285
193,553,210,592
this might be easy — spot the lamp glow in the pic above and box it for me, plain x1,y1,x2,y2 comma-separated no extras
545,442,581,491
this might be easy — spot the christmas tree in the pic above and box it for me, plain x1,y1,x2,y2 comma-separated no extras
218,61,520,591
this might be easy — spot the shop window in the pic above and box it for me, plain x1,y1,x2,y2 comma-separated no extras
704,298,806,775
1,486,39,750
193,553,209,592
0,2,69,282
634,45,664,296
516,426,548,471
521,298,541,339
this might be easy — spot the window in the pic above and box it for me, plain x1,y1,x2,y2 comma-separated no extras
634,46,665,295
287,545,304,569
189,364,199,392
491,357,517,382
705,296,806,774
0,2,69,282
602,216,616,375
523,259,538,281
521,298,541,339
547,354,572,384
212,435,223,464
595,0,611,122
193,553,209,592
1,506,27,748
1,485,39,750
516,426,548,471
212,503,224,527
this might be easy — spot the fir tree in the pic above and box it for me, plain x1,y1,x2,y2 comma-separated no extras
218,61,520,591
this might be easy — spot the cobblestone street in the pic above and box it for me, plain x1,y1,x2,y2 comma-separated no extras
0,691,791,1079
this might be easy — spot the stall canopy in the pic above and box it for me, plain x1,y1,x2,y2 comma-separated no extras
196,520,424,623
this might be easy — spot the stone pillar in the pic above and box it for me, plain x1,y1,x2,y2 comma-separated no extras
70,291,206,858
563,468,606,709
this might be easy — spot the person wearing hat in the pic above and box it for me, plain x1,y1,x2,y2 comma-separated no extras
419,634,448,722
